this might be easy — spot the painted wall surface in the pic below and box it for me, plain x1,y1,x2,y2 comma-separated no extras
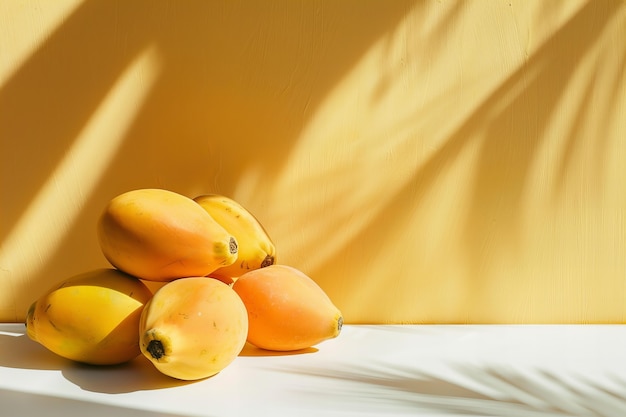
1,0,625,323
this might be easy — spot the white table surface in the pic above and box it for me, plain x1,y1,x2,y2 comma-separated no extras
1,323,625,417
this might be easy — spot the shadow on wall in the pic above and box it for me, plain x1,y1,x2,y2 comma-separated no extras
283,0,625,322
0,0,416,321
1,1,625,323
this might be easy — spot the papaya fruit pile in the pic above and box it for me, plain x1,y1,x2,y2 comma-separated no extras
25,188,343,381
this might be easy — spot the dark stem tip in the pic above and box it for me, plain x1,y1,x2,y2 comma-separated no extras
229,237,238,255
147,339,165,360
261,254,275,268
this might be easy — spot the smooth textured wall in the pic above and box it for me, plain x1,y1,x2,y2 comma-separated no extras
1,0,625,323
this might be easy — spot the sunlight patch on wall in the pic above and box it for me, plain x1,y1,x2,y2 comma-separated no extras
0,45,161,321
0,0,82,87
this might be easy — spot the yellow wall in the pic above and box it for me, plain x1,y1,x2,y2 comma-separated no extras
1,0,625,323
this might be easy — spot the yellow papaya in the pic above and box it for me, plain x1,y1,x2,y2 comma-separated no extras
25,268,153,365
139,277,248,380
97,188,238,281
194,194,276,281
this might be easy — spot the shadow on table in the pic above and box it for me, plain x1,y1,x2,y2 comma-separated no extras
0,330,191,393
0,327,317,394
286,361,626,417
238,342,318,357
0,387,188,417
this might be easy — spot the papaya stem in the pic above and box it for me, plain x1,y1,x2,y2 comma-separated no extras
229,237,238,255
261,254,275,268
147,339,165,359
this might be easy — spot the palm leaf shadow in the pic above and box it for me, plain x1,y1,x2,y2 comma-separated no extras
282,362,626,416
306,0,626,322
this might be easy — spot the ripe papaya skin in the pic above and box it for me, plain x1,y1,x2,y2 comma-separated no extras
232,265,343,351
139,277,249,380
25,268,153,365
97,188,238,281
194,194,276,281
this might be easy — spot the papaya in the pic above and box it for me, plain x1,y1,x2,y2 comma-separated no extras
139,277,248,380
194,194,276,281
25,268,153,365
97,188,238,281
232,265,343,351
